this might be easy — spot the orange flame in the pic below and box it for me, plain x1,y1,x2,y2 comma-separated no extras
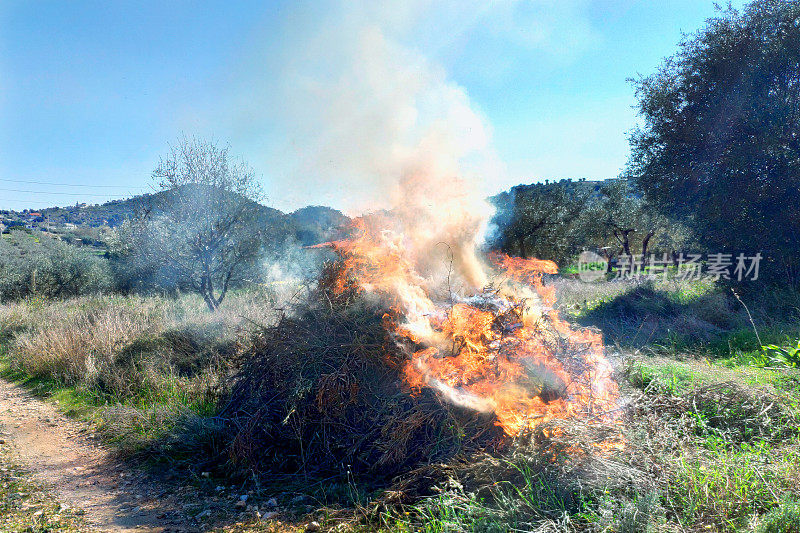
317,214,621,439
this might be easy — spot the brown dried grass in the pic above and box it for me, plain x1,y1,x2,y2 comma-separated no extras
222,263,507,481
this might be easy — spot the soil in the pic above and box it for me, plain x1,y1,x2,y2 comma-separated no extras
0,378,199,532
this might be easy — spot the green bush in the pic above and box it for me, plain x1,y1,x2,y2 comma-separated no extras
757,498,800,533
760,341,800,368
0,231,111,301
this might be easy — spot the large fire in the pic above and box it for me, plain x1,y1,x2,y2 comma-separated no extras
314,184,621,438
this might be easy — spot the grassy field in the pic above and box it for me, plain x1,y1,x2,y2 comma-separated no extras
1,277,799,532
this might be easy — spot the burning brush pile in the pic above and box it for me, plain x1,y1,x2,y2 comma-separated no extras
224,174,622,485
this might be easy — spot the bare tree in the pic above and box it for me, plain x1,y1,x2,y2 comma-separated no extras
144,137,265,311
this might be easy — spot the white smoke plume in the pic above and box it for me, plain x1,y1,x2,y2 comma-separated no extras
222,3,623,428
277,3,506,290
226,1,505,218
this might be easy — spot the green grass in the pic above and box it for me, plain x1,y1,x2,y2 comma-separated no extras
629,354,800,398
557,276,800,354
667,443,800,531
757,498,800,533
627,359,701,394
3,286,800,532
623,352,800,531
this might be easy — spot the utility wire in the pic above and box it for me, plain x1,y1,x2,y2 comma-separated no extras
0,187,144,198
0,177,149,190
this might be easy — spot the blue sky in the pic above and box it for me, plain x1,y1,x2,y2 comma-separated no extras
0,0,748,213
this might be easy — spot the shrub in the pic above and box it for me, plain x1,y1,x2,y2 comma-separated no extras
757,498,800,533
0,232,112,301
760,341,800,368
7,295,161,386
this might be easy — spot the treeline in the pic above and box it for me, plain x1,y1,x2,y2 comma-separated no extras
0,231,112,300
494,0,800,284
490,178,693,269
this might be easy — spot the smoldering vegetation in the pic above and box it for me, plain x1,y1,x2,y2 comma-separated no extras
3,270,800,531
221,261,506,482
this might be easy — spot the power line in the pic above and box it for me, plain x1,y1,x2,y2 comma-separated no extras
0,187,142,198
0,177,149,190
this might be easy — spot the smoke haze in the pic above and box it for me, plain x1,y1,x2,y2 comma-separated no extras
223,1,506,215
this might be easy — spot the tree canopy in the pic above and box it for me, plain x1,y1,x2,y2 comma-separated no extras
490,178,693,269
490,180,593,264
627,0,800,282
122,137,272,310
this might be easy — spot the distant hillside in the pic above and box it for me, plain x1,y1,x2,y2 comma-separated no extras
493,178,618,202
4,195,155,228
0,188,350,249
290,205,350,246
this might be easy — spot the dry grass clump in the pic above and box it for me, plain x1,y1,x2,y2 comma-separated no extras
0,290,285,459
621,362,800,532
7,295,164,385
627,359,800,444
1,291,280,401
376,417,649,532
222,264,506,481
0,301,34,341
663,381,796,443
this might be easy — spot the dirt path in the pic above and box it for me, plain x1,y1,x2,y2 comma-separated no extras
0,379,198,532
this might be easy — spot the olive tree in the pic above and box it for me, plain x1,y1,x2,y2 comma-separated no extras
135,137,266,310
627,0,800,283
582,179,697,269
491,180,591,264
0,231,111,301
